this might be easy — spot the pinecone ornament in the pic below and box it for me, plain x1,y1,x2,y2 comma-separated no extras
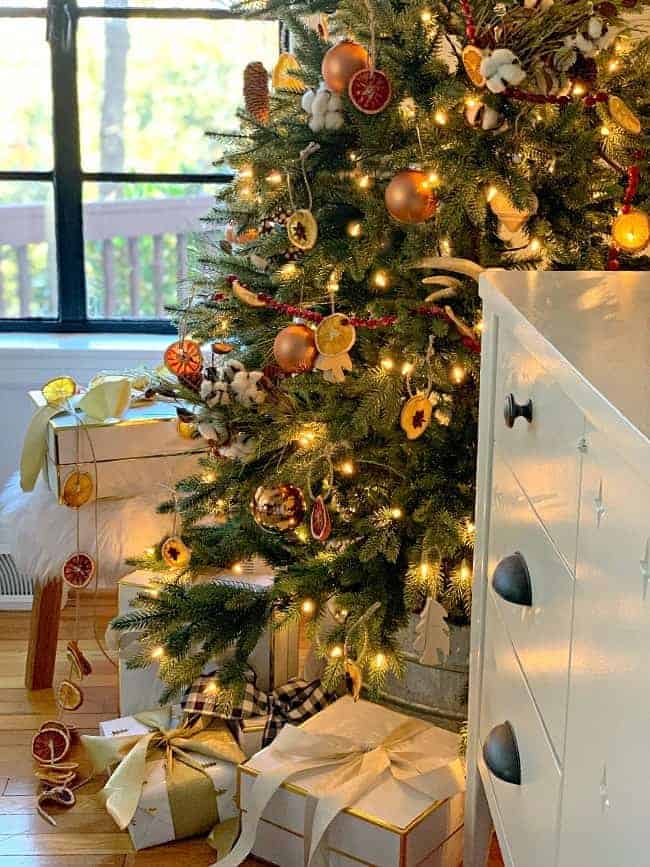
244,62,270,124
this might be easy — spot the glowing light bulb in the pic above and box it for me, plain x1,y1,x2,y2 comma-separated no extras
486,185,498,202
145,546,156,557
232,562,244,575
373,652,387,669
280,262,298,280
608,60,620,72
390,507,403,520
266,170,282,185
348,151,357,162
420,562,430,579
202,471,217,483
381,357,394,371
450,364,466,384
204,680,219,695
572,83,586,97
475,320,484,333
148,588,159,598
295,526,309,543
330,645,344,659
434,109,448,126
347,221,363,238
339,608,349,619
372,270,389,289
340,460,355,476
466,520,475,535
151,646,165,660
600,125,610,137
420,8,432,23
357,174,372,190
465,96,479,108
240,185,252,199
239,166,253,179
530,238,542,253
426,171,440,187
459,560,472,581
401,361,414,376
301,599,315,615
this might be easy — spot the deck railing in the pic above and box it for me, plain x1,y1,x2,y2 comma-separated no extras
0,194,217,319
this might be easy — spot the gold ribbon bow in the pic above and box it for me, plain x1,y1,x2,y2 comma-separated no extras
214,714,465,867
20,375,132,492
81,707,244,849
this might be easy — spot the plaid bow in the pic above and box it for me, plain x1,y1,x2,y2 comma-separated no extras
181,669,335,747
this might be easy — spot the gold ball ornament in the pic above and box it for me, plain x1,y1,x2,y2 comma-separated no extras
612,210,650,253
385,169,438,224
322,40,369,94
251,483,306,532
273,324,318,373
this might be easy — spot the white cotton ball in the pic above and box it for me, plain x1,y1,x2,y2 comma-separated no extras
206,382,231,408
328,94,344,112
301,89,316,112
311,90,331,117
480,56,499,79
219,433,256,463
588,17,603,40
198,421,219,441
486,75,507,94
231,370,267,408
482,105,502,131
575,31,595,55
220,359,245,383
491,48,518,67
500,63,526,85
325,111,345,130
309,115,325,132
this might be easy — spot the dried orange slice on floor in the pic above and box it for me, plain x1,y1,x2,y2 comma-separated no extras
42,376,77,405
272,52,305,92
31,726,71,764
315,314,356,357
608,95,641,134
164,339,203,377
161,536,192,569
61,471,93,508
462,45,486,87
57,680,84,712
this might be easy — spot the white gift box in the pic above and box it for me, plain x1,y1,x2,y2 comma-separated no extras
238,697,466,867
118,565,300,715
98,713,239,851
29,391,206,500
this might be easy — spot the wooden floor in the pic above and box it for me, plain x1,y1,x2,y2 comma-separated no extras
0,589,505,867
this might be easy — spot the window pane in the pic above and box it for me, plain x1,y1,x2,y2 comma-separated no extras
84,181,223,319
0,20,53,171
0,182,57,319
79,1,235,7
78,17,278,173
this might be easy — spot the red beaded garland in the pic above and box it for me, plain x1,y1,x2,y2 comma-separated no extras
607,164,643,270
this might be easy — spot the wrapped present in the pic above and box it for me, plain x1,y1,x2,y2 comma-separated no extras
82,707,244,851
25,386,206,500
118,566,300,715
227,696,466,867
181,668,336,758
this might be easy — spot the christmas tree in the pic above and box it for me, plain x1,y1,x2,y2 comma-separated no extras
113,0,649,706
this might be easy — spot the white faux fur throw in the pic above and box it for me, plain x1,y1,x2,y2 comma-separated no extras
0,472,173,587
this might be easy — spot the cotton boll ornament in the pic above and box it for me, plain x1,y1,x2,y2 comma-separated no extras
219,432,257,463
200,368,231,408
197,419,229,447
301,84,344,133
480,49,526,94
573,16,616,58
464,101,506,133
230,370,269,407
524,0,554,9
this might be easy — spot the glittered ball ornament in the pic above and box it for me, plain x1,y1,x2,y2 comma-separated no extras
385,169,437,224
612,210,650,253
251,483,306,532
273,324,318,373
322,40,369,95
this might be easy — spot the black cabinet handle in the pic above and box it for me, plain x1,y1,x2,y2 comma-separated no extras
483,721,521,785
504,393,533,428
492,552,533,607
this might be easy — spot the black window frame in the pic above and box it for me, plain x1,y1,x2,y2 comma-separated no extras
0,0,284,333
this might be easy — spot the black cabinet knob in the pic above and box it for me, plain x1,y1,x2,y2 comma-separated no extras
483,721,521,785
492,552,533,607
504,393,533,428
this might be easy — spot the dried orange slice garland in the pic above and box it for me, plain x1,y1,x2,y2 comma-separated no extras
462,44,486,87
62,552,95,589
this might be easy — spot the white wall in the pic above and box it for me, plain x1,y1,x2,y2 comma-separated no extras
0,333,170,493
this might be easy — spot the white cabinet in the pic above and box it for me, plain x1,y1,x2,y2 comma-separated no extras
464,271,650,867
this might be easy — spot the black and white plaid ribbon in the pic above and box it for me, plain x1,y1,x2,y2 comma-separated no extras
181,669,335,747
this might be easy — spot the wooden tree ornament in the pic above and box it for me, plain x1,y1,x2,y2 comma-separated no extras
25,575,63,690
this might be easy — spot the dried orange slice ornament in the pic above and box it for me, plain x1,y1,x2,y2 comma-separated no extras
164,339,203,377
161,536,192,569
57,680,84,712
608,95,641,135
272,52,306,93
400,393,433,440
42,376,77,405
348,68,392,115
462,45,486,88
32,727,71,764
63,552,95,589
315,314,356,356
61,471,93,508
286,209,318,251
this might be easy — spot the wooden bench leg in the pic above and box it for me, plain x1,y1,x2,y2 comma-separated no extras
25,575,63,690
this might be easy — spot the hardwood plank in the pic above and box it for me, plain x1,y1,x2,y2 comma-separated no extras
3,777,107,797
0,834,133,855
0,793,107,814
0,715,114,732
0,857,125,866
1,813,120,834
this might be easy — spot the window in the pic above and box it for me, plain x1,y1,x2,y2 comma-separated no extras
0,1,280,332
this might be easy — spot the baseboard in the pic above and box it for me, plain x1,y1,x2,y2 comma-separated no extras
0,594,33,611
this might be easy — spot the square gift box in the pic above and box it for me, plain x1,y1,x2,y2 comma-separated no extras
29,390,206,500
118,564,300,716
95,712,241,851
238,696,466,867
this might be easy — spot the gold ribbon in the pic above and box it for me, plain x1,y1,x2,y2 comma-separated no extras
81,707,244,848
214,716,465,867
20,375,132,492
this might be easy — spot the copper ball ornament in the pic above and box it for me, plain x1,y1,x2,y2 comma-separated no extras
273,324,318,373
251,483,306,532
322,40,369,94
385,169,438,224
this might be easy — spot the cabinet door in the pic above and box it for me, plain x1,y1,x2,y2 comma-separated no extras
558,430,650,867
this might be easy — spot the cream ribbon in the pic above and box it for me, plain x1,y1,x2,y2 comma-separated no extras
20,376,132,492
81,707,244,835
214,717,465,867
